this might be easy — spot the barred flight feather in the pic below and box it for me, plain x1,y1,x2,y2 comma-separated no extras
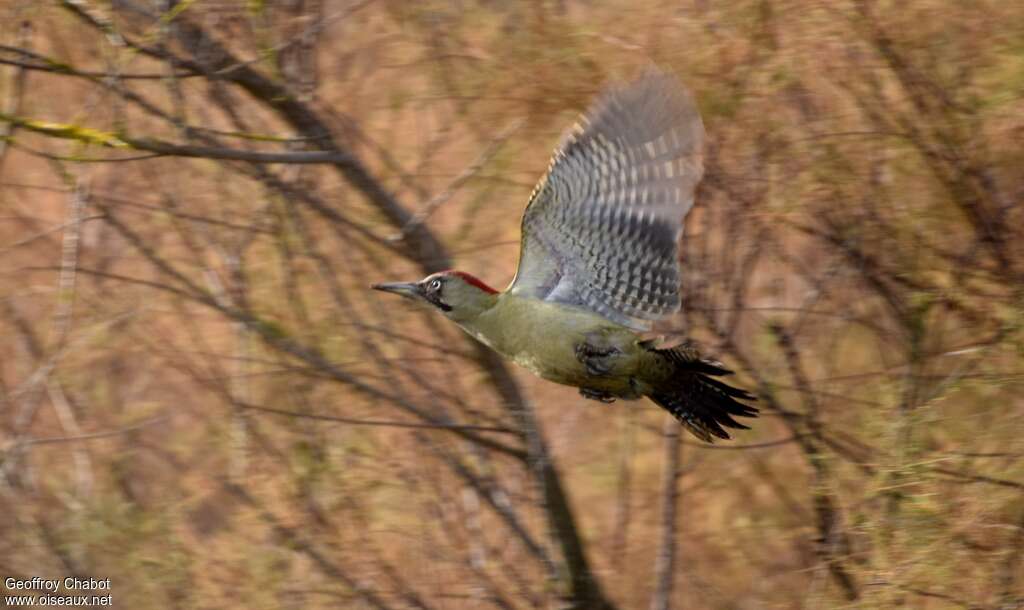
509,69,705,330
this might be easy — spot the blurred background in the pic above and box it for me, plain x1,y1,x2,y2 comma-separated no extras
1,1,1022,608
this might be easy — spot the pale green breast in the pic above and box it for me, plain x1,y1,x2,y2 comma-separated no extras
459,294,644,392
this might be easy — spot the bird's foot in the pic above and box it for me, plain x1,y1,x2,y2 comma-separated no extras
579,387,617,403
574,342,621,376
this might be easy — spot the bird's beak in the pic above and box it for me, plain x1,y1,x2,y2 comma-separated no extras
371,281,422,300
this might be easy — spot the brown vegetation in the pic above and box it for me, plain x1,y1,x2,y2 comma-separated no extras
1,1,1022,608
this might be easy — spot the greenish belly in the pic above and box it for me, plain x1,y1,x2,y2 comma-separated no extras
466,296,647,397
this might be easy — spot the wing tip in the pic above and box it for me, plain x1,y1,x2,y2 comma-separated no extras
591,66,705,150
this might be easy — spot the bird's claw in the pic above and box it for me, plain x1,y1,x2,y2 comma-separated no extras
579,387,617,403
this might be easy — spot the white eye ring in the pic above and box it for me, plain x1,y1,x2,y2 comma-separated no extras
430,279,442,291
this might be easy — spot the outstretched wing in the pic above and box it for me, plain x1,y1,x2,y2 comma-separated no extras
507,69,705,331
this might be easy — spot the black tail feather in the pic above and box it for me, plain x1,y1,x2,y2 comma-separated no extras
649,347,758,442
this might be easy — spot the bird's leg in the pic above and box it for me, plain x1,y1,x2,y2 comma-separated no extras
579,387,617,403
574,340,621,377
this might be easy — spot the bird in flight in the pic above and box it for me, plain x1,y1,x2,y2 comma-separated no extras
373,69,757,441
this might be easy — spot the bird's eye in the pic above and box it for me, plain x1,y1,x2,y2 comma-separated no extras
429,279,442,291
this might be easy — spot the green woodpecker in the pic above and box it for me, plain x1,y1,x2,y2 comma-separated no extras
373,70,756,442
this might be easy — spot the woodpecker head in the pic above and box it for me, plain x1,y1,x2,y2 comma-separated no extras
372,270,499,323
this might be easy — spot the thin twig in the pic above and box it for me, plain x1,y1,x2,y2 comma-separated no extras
392,118,524,240
16,414,171,446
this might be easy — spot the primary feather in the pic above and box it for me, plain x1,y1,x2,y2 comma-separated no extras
508,69,705,330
